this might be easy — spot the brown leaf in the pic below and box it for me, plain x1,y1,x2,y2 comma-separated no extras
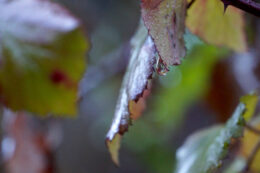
106,23,156,165
141,0,186,67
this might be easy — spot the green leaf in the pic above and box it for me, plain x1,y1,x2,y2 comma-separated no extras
106,22,156,165
175,93,258,173
175,125,223,173
0,0,89,116
240,91,258,121
141,0,186,67
186,0,246,52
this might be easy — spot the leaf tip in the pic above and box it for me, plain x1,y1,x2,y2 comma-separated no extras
106,133,121,166
221,0,230,14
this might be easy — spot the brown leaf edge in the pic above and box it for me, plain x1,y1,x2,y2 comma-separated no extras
105,22,156,166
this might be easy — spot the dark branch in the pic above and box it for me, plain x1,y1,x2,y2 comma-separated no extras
187,0,196,9
221,0,260,17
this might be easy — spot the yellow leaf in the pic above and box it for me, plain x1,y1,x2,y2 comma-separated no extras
240,92,258,121
186,0,246,52
106,134,121,166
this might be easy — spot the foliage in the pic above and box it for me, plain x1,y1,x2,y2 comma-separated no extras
106,22,155,165
141,0,186,67
186,0,246,52
1,0,260,172
0,0,89,116
175,92,258,173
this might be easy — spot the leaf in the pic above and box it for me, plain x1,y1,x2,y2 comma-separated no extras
106,134,121,166
240,91,258,121
141,0,186,67
106,22,156,165
0,0,88,116
175,125,223,173
124,43,226,173
241,117,260,172
186,0,246,52
175,93,258,173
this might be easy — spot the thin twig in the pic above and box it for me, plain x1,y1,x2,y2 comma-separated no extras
187,0,196,9
245,124,260,135
221,0,260,17
242,138,260,173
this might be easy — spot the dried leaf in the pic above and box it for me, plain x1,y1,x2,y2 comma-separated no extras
175,93,258,173
141,0,186,67
106,134,121,166
186,0,246,52
0,0,88,116
106,23,156,165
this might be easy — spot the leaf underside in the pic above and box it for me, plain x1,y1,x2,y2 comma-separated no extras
175,93,258,173
106,22,156,165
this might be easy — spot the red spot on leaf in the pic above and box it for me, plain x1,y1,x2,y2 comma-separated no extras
50,69,67,84
141,0,163,9
50,69,77,89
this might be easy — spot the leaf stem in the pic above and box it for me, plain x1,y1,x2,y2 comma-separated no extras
242,138,260,173
187,0,196,9
245,124,260,135
221,0,260,17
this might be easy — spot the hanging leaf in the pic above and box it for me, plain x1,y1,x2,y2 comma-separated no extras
0,0,89,116
106,22,156,165
141,0,186,67
175,93,258,173
186,0,246,52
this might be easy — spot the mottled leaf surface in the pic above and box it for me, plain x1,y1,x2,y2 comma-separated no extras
175,93,258,173
106,23,156,165
141,0,186,67
0,0,88,115
186,0,246,52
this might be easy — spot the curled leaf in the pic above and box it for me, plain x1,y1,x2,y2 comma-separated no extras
141,0,186,67
0,0,88,116
106,23,156,165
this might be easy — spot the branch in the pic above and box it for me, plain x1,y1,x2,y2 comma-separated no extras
187,0,196,9
221,0,260,17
